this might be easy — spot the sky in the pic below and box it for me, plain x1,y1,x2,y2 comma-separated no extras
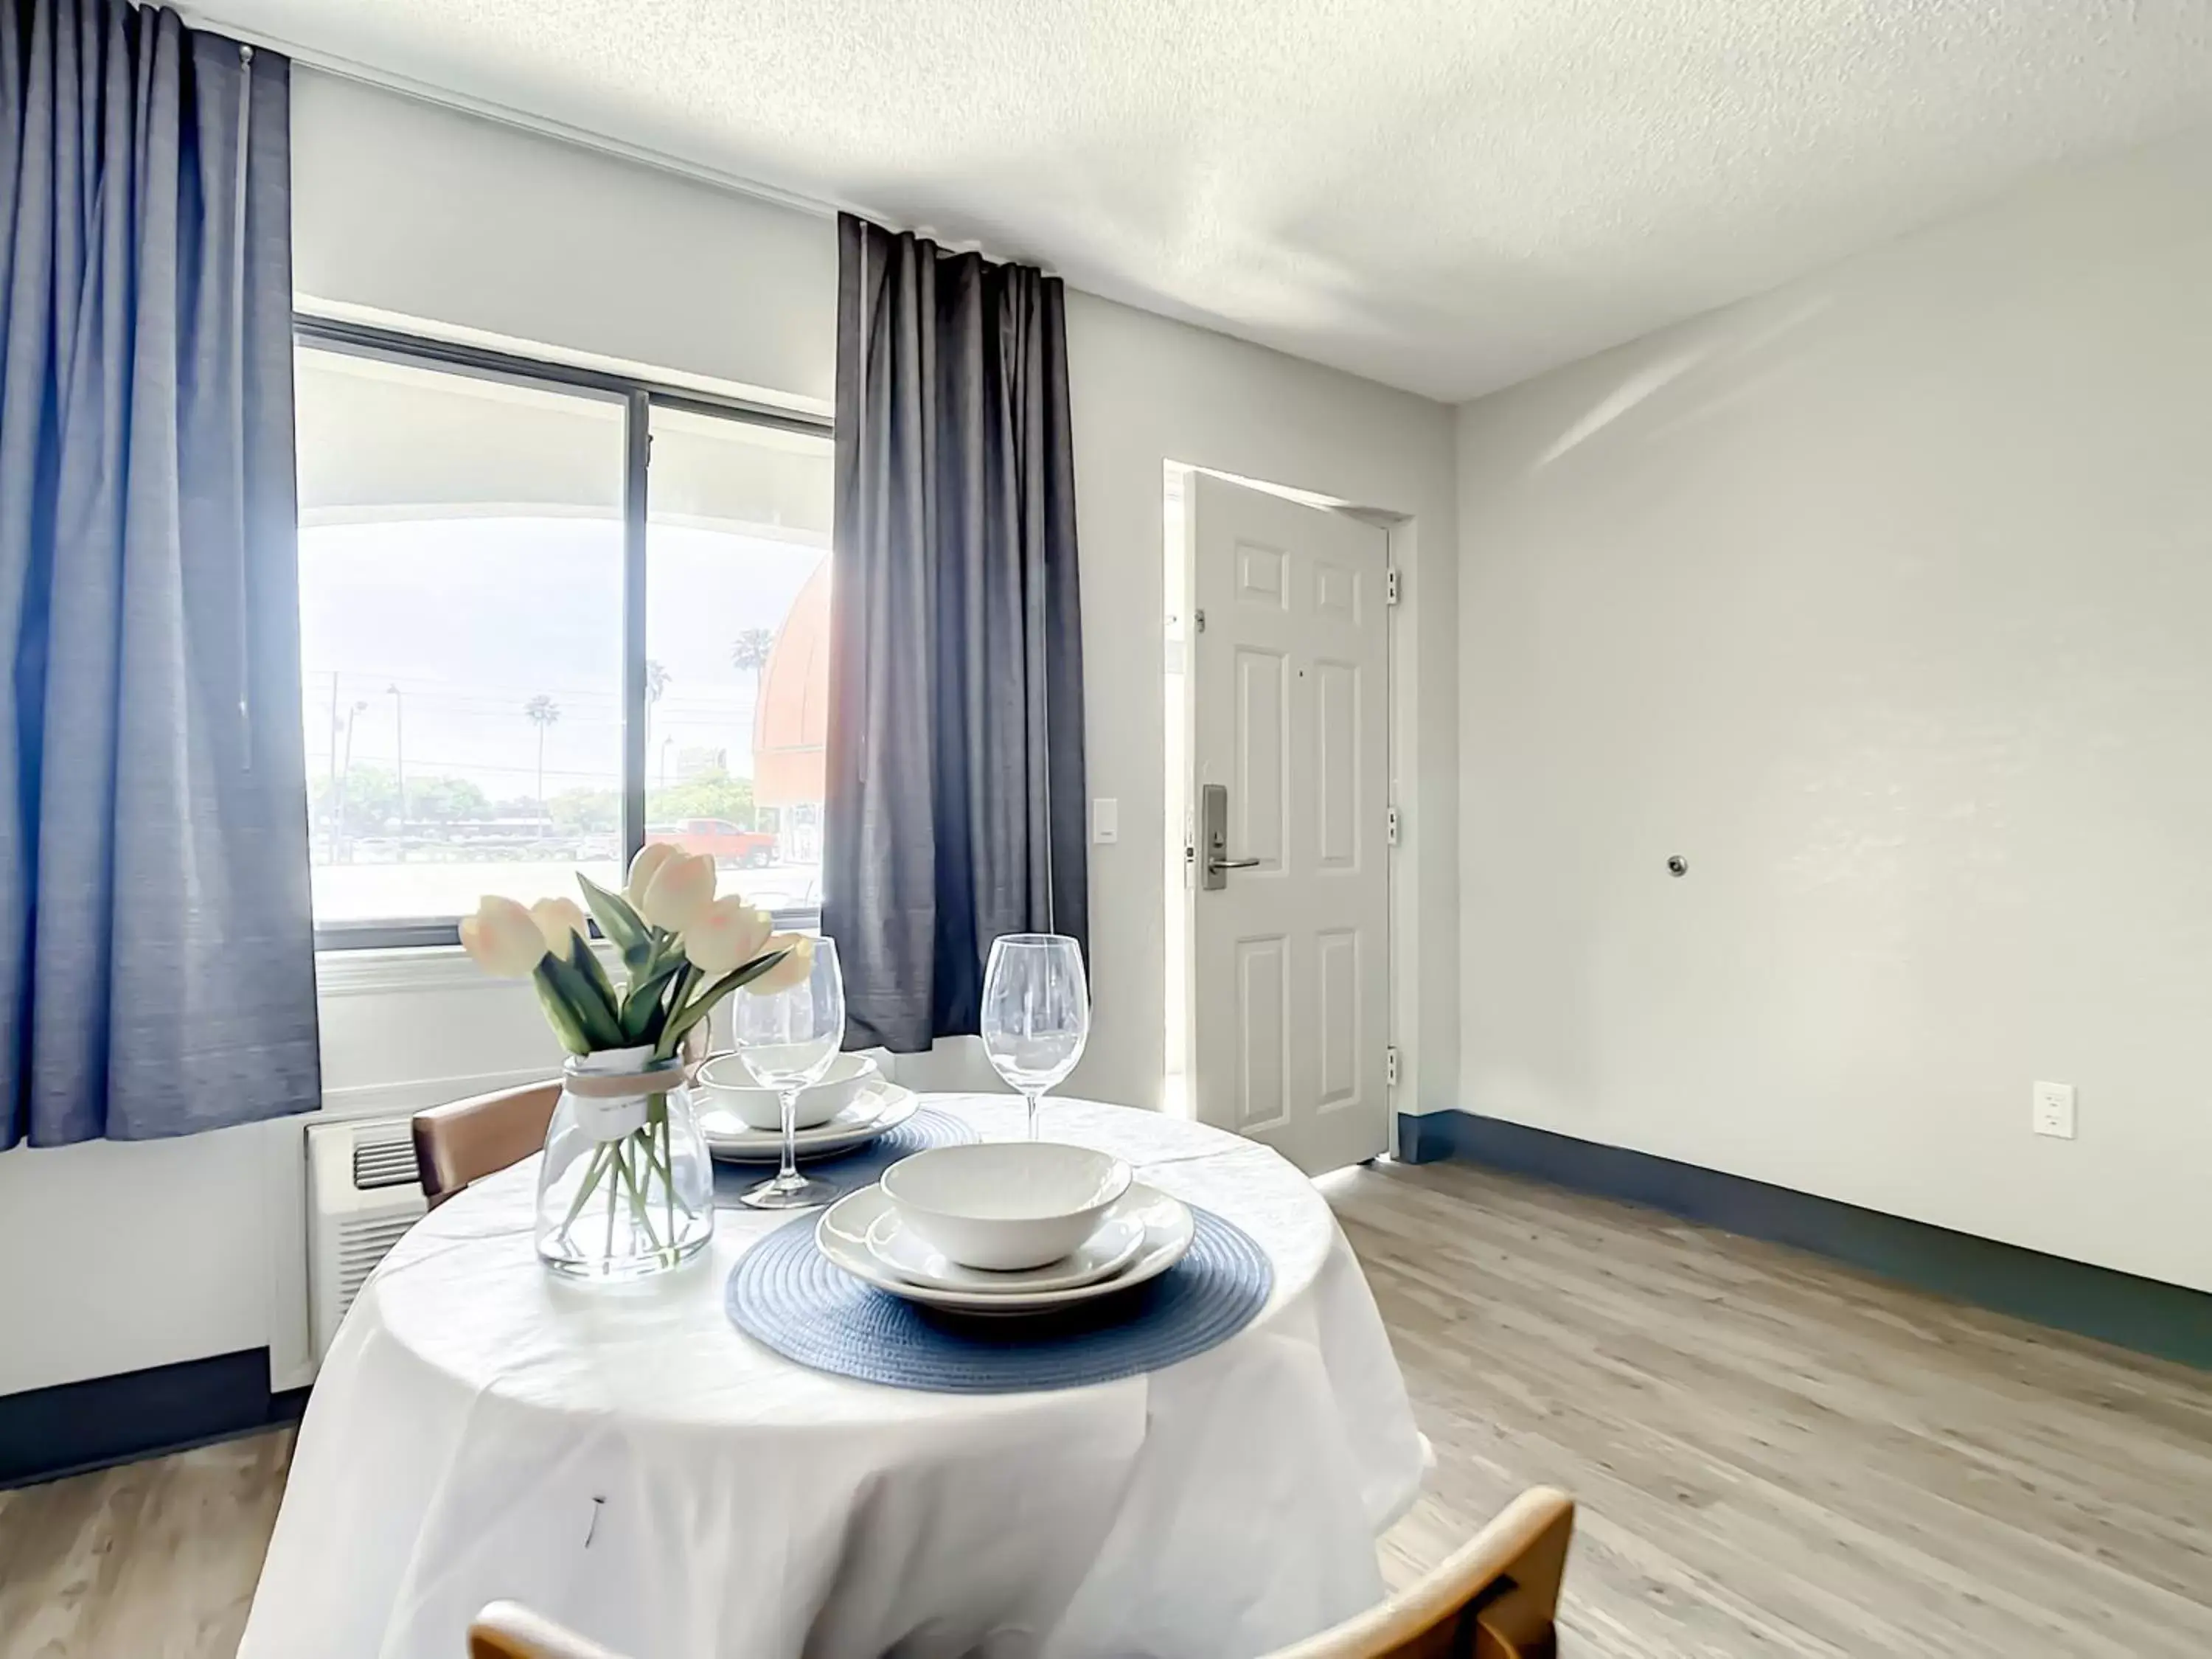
299,515,826,806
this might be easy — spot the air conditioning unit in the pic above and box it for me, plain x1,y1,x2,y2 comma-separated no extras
307,1115,427,1361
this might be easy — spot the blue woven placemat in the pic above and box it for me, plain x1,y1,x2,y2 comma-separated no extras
712,1107,977,1208
724,1204,1273,1393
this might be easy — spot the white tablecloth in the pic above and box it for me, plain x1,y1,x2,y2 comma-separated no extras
239,1095,1425,1659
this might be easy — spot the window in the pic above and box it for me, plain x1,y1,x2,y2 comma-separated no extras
644,405,833,915
294,323,833,948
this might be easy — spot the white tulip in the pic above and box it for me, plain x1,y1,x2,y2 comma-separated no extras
684,897,774,975
745,933,815,995
624,841,680,908
636,851,717,931
529,897,589,953
459,896,549,978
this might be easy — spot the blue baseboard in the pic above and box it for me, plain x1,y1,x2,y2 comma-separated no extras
0,1348,308,1489
1395,1111,1461,1164
1394,1110,2212,1371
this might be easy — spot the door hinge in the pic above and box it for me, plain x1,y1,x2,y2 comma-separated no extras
1385,567,1400,606
1385,1046,1400,1088
1386,804,1400,846
1194,608,1207,633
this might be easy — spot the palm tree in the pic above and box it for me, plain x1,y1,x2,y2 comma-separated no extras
524,694,561,815
729,627,776,707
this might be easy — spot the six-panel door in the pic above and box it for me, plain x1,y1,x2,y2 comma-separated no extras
1186,473,1390,1175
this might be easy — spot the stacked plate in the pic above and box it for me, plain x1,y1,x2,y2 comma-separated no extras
696,1052,919,1163
816,1142,1195,1316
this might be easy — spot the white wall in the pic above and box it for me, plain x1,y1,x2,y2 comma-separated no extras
291,75,836,408
1064,296,1460,1124
0,1125,296,1390
291,71,1461,1119
1455,128,2212,1295
0,69,1456,1396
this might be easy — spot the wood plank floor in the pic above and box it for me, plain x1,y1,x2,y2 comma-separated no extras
0,1429,288,1659
3,1159,2208,1658
1345,1161,2212,1658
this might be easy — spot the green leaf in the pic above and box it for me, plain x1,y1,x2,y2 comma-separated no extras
577,874,653,974
531,965,593,1055
655,950,788,1057
571,932,622,1012
621,957,688,1043
543,951,627,1048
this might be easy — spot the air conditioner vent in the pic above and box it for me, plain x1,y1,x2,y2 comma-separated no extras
307,1116,428,1368
352,1122,418,1190
334,1211,420,1309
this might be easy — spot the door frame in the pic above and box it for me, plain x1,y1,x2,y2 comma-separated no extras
1166,464,1412,1161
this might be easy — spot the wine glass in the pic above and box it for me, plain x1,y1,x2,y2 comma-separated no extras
731,936,846,1210
981,933,1090,1140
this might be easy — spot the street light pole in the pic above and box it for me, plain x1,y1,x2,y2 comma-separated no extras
326,674,341,864
336,699,368,862
386,684,406,863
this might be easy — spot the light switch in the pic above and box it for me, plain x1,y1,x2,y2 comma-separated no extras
2032,1080,2076,1140
1091,798,1119,845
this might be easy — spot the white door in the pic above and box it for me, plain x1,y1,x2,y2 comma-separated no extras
1183,473,1391,1175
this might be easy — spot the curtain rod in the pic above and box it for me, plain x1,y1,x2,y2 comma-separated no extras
175,8,840,221
176,7,1059,274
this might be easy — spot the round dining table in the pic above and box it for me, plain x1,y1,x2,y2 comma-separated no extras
237,1093,1427,1659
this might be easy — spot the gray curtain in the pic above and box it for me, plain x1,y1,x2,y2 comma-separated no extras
0,0,319,1147
824,213,1088,1052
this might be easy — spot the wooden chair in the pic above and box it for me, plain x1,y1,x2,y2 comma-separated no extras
413,1030,710,1210
467,1602,630,1659
1264,1487,1576,1659
459,1495,1567,1659
411,1079,562,1210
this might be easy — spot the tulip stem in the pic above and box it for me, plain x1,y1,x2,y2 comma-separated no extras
560,1143,614,1238
612,1137,660,1249
655,1099,674,1241
561,1099,695,1264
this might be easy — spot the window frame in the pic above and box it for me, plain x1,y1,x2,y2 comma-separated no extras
294,316,834,951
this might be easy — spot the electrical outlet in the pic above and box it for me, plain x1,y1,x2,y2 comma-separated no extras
2032,1080,2076,1140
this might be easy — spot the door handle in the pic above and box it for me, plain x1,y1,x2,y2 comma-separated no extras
1198,784,1263,889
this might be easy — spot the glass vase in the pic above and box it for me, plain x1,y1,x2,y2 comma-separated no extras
535,1046,714,1281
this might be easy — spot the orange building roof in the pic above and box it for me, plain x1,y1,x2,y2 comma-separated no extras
752,559,830,807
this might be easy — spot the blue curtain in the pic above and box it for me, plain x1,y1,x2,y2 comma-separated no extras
0,0,319,1146
824,215,1088,1051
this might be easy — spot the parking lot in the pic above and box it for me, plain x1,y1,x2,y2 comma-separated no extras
310,856,824,925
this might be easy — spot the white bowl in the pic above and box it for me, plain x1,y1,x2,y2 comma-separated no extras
695,1051,880,1130
878,1142,1133,1271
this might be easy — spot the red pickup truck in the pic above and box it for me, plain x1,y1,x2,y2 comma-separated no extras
646,818,778,869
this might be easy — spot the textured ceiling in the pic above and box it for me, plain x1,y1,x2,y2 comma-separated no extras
205,0,2212,401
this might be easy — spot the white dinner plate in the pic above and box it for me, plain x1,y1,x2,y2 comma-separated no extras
864,1206,1147,1294
702,1082,917,1163
817,1181,1194,1316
